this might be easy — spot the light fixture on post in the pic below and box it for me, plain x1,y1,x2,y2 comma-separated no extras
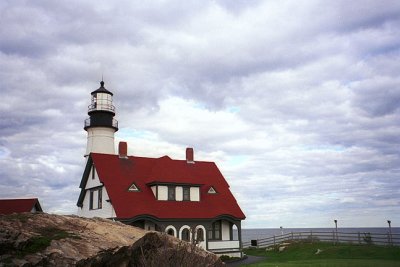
387,220,392,245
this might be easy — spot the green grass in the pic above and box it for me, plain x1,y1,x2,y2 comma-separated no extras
247,259,400,267
5,213,31,223
18,227,81,257
243,242,400,267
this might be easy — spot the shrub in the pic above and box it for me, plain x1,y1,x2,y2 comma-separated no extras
18,227,81,257
219,255,241,262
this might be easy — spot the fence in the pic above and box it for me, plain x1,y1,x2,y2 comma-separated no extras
242,231,400,248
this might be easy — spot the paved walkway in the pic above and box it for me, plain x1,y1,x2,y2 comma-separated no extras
225,255,266,266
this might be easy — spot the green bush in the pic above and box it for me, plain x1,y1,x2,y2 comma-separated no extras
219,255,241,262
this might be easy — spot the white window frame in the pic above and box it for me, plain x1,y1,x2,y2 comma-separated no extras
179,225,192,242
165,225,177,237
89,187,102,210
128,183,140,192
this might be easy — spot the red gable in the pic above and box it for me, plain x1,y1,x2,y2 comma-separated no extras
0,198,43,215
84,153,245,220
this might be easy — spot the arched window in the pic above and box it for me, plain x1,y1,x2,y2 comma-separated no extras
196,228,204,241
232,223,238,241
167,229,174,236
182,228,190,241
165,226,177,237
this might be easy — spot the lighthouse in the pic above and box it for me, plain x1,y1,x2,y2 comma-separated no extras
84,81,118,156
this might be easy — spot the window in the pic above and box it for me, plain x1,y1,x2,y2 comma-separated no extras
208,221,221,240
168,186,175,201
91,165,95,180
98,188,102,209
89,187,102,210
182,228,190,242
128,183,140,192
208,186,217,194
183,187,190,201
167,229,175,236
89,191,93,209
92,95,97,109
196,228,204,242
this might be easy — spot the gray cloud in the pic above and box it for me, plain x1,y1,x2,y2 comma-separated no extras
1,0,399,227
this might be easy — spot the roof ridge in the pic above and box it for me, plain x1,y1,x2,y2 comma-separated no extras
0,198,38,200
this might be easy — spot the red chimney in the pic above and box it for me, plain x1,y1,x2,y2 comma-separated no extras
186,147,194,163
119,141,128,159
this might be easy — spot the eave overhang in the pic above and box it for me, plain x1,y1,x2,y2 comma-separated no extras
77,155,93,207
117,213,244,224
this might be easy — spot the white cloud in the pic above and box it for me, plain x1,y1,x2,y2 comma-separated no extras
1,0,399,228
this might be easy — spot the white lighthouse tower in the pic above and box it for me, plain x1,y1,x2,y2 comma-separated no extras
84,81,118,156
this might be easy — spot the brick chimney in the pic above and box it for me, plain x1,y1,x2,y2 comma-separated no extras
186,147,194,164
118,141,128,159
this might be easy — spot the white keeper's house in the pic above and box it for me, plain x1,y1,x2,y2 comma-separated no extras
77,81,246,257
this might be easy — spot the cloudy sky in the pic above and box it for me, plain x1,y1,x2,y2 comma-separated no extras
1,0,400,229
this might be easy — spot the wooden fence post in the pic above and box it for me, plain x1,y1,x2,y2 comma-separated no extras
291,232,294,241
333,231,336,245
358,232,361,244
273,235,276,246
311,230,313,243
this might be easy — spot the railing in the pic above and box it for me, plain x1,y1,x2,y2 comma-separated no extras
84,118,118,129
243,231,400,248
88,103,115,113
208,240,240,250
208,240,241,256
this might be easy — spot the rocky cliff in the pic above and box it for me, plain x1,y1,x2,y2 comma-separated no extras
0,213,223,267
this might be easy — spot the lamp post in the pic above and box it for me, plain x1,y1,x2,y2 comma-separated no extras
334,220,338,244
388,220,392,245
280,226,283,236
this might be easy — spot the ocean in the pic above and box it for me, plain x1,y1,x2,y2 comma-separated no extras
234,227,400,244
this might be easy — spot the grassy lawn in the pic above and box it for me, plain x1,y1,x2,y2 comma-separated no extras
243,242,400,267
247,259,400,267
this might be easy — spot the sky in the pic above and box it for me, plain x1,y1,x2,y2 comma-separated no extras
1,0,400,229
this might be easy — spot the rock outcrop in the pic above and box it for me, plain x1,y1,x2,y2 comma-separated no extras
0,213,223,267
78,232,223,267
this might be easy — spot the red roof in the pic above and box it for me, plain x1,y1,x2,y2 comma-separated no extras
0,198,43,215
80,153,245,220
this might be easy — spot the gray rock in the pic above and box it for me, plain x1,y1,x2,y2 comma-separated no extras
0,213,222,267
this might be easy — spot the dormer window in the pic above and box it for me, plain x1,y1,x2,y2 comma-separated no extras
128,183,140,192
183,187,190,201
147,182,201,202
168,186,175,200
